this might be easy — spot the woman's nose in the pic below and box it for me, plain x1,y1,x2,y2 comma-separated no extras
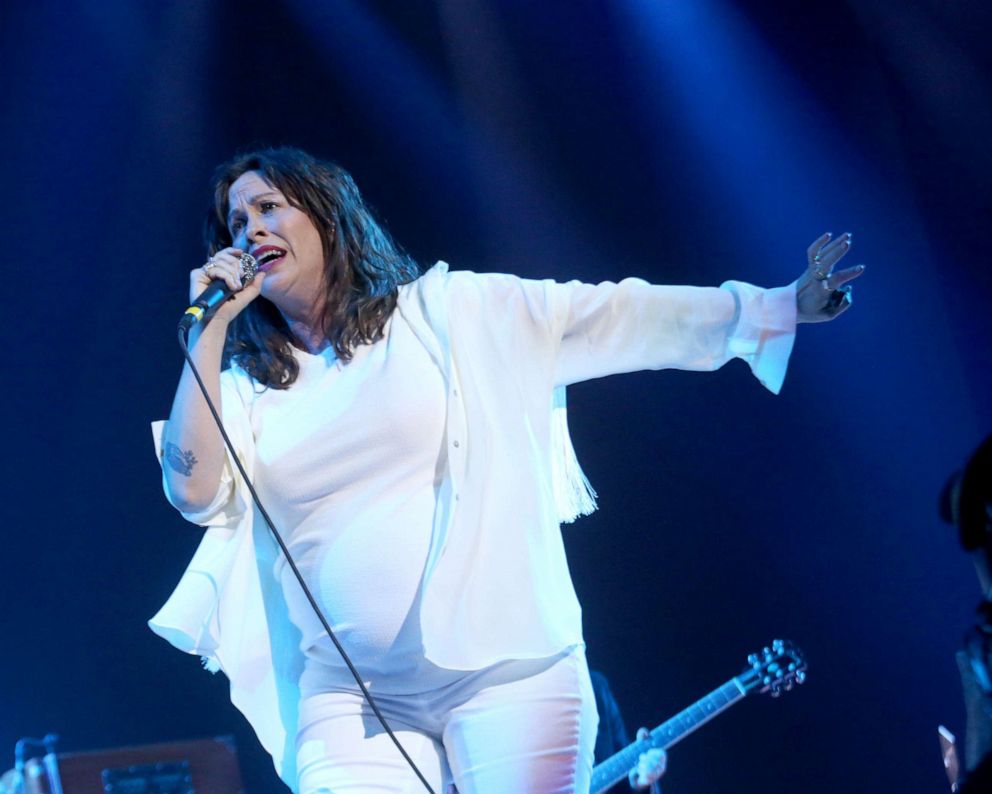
246,214,268,242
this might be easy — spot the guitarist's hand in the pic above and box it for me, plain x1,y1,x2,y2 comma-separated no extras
628,727,667,790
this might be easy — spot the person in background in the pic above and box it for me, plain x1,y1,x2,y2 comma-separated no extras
591,670,667,793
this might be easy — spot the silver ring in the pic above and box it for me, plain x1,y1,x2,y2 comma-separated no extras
826,287,851,311
204,259,217,271
239,252,258,281
810,252,830,280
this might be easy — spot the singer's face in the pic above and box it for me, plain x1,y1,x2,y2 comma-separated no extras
226,170,325,313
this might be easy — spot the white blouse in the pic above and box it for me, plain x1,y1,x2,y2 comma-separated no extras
254,313,449,684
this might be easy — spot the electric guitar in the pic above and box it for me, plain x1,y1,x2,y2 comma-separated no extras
590,639,806,794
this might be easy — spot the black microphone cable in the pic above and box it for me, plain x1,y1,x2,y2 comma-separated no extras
176,294,436,794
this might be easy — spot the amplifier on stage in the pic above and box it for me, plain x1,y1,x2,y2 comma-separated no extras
2,736,243,794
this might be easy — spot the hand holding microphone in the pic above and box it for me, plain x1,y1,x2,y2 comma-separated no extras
180,247,264,331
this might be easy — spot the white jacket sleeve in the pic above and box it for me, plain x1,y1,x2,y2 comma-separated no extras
547,277,797,393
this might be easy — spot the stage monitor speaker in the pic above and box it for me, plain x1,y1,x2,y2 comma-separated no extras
52,736,242,794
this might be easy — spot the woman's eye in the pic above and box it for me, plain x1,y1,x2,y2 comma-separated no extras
230,219,245,233
260,201,278,212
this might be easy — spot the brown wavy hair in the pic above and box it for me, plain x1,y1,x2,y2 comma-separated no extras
203,147,421,388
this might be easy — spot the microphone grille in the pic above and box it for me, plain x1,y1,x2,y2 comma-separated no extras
239,252,258,283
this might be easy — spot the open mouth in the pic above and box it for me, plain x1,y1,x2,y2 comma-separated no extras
253,246,287,272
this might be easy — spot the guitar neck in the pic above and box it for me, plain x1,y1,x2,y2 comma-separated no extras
590,676,747,794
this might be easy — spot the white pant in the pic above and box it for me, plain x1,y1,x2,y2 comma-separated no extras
295,648,598,793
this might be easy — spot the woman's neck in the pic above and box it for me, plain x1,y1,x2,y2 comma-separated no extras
281,306,330,355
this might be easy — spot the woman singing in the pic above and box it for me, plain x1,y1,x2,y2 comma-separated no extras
151,146,863,793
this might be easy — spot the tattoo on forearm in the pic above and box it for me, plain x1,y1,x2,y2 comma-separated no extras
164,443,198,477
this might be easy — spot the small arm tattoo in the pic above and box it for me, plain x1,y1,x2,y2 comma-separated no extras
164,442,198,477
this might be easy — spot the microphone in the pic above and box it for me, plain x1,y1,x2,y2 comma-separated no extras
179,252,258,331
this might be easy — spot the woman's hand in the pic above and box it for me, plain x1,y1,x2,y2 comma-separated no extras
189,246,266,326
795,232,865,323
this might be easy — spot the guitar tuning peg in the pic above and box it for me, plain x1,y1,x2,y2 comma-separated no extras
772,639,784,651
770,687,782,698
748,654,759,667
796,671,806,685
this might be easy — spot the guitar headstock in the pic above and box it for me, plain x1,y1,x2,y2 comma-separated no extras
740,639,806,697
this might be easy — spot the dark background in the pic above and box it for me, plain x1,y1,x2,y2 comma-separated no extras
3,1,990,792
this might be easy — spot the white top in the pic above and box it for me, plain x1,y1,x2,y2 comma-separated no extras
259,313,450,684
150,263,797,790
